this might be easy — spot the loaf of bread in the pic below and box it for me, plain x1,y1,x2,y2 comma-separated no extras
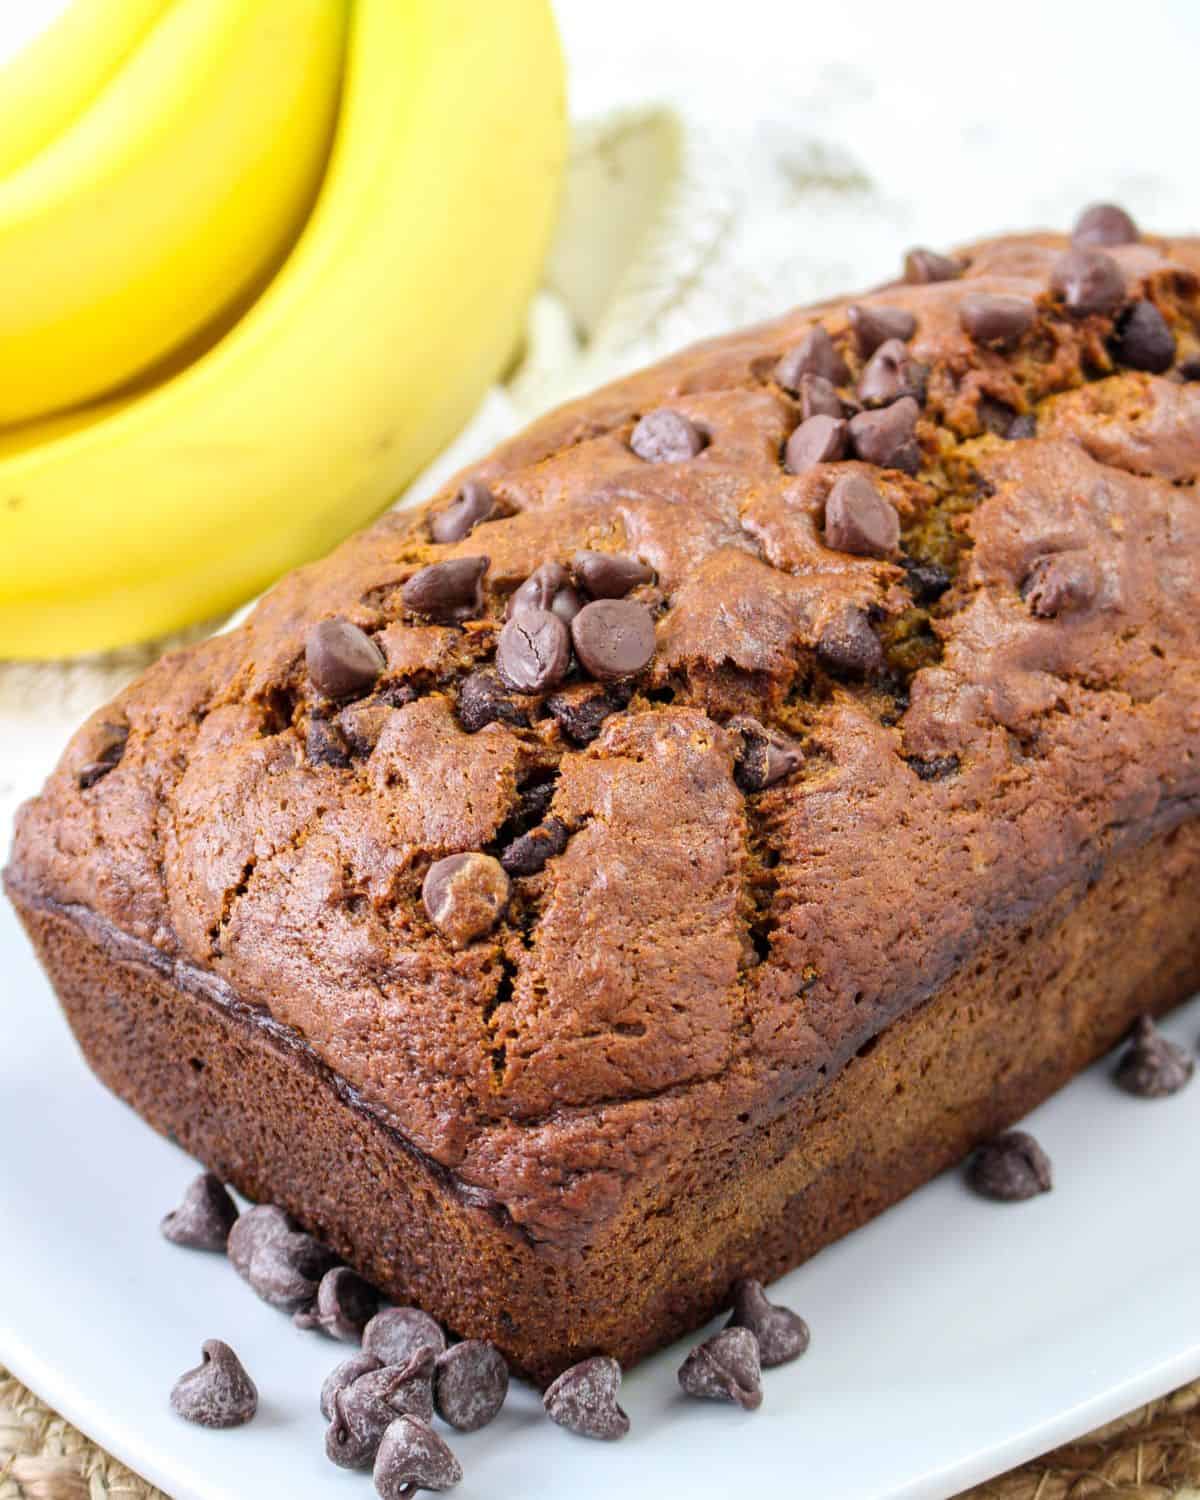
8,209,1200,1383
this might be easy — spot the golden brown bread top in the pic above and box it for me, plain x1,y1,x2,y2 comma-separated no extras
9,215,1200,1250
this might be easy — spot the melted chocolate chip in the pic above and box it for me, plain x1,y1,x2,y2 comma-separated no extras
816,608,884,677
678,1327,763,1410
1179,356,1200,381
775,326,850,390
170,1340,258,1429
901,557,951,603
545,682,621,745
1114,1015,1194,1098
401,556,488,623
1050,247,1125,317
306,618,385,700
1112,300,1176,373
77,719,129,789
630,408,706,463
430,480,496,544
960,293,1036,349
495,607,571,694
726,1278,811,1368
508,561,582,624
160,1172,239,1251
573,550,654,599
1022,551,1097,617
373,1415,463,1497
1072,201,1139,248
306,715,350,768
729,715,802,792
905,753,959,781
784,414,848,472
857,338,925,408
798,373,845,420
422,853,510,948
571,599,656,680
848,396,921,474
433,1341,509,1432
824,474,901,557
321,1353,382,1420
457,669,530,733
904,247,963,284
543,1356,630,1441
500,817,569,877
294,1266,379,1341
967,1130,1052,1201
848,304,917,356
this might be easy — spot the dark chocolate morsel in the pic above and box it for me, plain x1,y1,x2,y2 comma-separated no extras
774,326,850,390
905,754,959,781
294,1265,380,1341
848,396,921,474
362,1307,447,1367
823,474,901,557
1021,551,1098,618
170,1340,258,1429
901,557,951,603
1114,1015,1194,1098
495,607,571,694
306,715,350,768
507,560,582,623
572,550,654,599
430,480,496,544
848,304,917,356
76,719,129,789
421,853,510,948
1072,202,1139,248
543,1356,630,1440
433,1340,510,1432
321,1353,382,1420
677,1326,763,1410
959,293,1036,349
373,1415,463,1498
1112,301,1176,373
227,1202,293,1279
904,247,963,284
729,715,801,793
967,1130,1052,1201
571,599,656,681
401,556,488,623
857,338,925,408
816,608,884,677
500,817,570,877
247,1229,337,1310
160,1172,239,1251
629,408,706,463
326,1355,436,1472
306,618,385,700
545,682,620,745
784,414,847,473
1050,247,1125,317
1179,356,1200,381
798,373,845,420
726,1278,811,1368
456,669,530,734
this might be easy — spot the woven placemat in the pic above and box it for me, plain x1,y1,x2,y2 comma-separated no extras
3,1364,1199,1500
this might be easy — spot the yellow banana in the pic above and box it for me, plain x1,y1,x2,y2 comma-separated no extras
0,0,566,658
0,0,171,178
0,0,346,426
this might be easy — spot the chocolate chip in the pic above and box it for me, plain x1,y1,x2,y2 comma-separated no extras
429,480,496,544
543,1356,630,1441
1112,300,1176,373
1072,201,1139,248
321,1353,382,1420
422,853,509,947
729,716,801,792
1179,356,1200,381
373,1415,463,1497
307,715,350,768
363,1307,447,1368
571,599,656,681
905,754,959,781
798,373,845,420
227,1202,294,1279
495,607,571,694
500,817,569,877
678,1327,763,1410
824,474,901,558
1050,247,1125,317
1114,1015,1194,1098
1021,550,1097,617
960,293,1036,349
816,608,884,677
433,1341,509,1432
725,1278,810,1368
295,1266,380,1341
904,247,963,284
170,1340,257,1429
848,396,921,474
901,557,951,603
306,618,386,699
247,1229,338,1310
775,326,850,390
967,1130,1052,1201
848,304,916,356
573,550,654,599
160,1172,239,1251
784,414,847,473
545,682,620,745
507,561,583,624
456,670,529,734
326,1354,437,1471
401,556,488,623
857,338,925,408
630,408,706,463
77,719,129,789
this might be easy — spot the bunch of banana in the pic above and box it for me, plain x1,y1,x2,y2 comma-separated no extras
0,0,566,658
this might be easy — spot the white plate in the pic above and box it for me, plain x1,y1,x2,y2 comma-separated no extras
3,891,1199,1500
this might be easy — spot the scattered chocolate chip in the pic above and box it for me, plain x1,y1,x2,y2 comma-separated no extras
775,326,850,390
848,396,921,474
295,1266,380,1341
901,557,951,603
500,817,569,877
1050,247,1125,318
161,1172,239,1251
1112,300,1176,373
725,1278,810,1368
306,715,350,768
508,561,583,624
170,1340,258,1429
729,716,801,792
456,670,530,734
401,556,488,623
421,853,509,948
1021,550,1097,618
1007,412,1037,440
784,414,847,473
571,599,656,681
960,293,1036,349
630,408,706,463
227,1203,294,1279
904,247,963,284
816,608,884,677
677,1327,763,1411
327,1354,437,1472
1114,1015,1194,1098
434,1341,509,1432
824,474,901,557
306,618,385,700
373,1415,463,1497
798,373,845,420
543,1356,629,1441
495,607,571,694
321,1353,382,1420
363,1308,447,1367
248,1229,338,1311
545,682,620,745
905,754,959,781
1179,356,1200,381
967,1130,1052,1201
858,338,925,408
76,720,130,789
573,550,654,599
848,304,917,356
1072,202,1139,248
430,480,496,544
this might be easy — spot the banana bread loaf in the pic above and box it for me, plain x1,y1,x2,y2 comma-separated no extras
8,209,1200,1383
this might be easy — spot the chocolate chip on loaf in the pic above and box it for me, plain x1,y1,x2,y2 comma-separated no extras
905,753,959,781
1072,201,1139,248
630,408,706,463
1114,1015,1195,1098
306,618,385,699
294,1265,379,1341
401,556,488,623
433,1341,509,1432
321,1353,382,1420
572,550,654,599
967,1130,1053,1201
901,556,951,603
545,681,622,745
170,1340,258,1429
160,1172,239,1251
373,1415,463,1498
848,304,916,356
823,474,901,557
959,293,1036,350
857,338,925,408
508,560,583,624
495,607,571,693
729,716,801,792
784,414,848,473
430,480,496,544
422,854,509,947
1050,247,1125,318
306,715,351,768
1021,550,1097,617
816,608,885,677
798,373,845,420
677,1326,763,1410
848,396,921,474
725,1278,810,1368
457,670,530,734
570,599,656,680
904,247,963,284
76,719,130,789
775,326,850,390
500,817,569,877
1112,301,1176,373
543,1356,630,1440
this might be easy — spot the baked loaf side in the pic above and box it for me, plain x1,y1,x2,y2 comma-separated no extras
7,217,1200,1375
